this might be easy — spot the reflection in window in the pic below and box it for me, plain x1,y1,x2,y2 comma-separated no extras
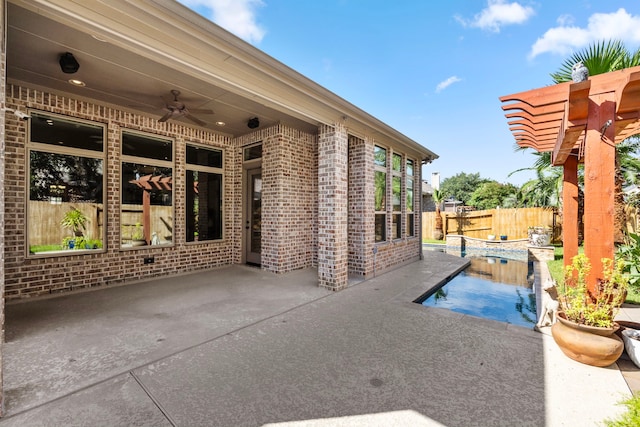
244,144,262,161
407,159,415,237
374,146,388,242
186,145,223,242
121,131,173,248
28,112,105,255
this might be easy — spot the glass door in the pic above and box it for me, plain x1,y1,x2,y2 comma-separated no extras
245,168,262,265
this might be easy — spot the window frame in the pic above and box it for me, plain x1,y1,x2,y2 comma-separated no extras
406,158,415,238
391,153,403,240
120,129,175,250
26,110,107,258
185,143,225,244
374,145,388,243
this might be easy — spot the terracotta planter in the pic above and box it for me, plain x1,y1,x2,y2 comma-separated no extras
551,313,623,367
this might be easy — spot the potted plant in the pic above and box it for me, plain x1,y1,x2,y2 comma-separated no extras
551,254,629,367
528,226,551,246
130,222,146,246
61,208,88,248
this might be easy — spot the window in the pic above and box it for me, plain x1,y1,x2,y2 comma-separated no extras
406,159,415,237
392,153,402,239
186,144,223,242
243,143,262,161
121,131,173,248
27,112,105,255
374,146,387,242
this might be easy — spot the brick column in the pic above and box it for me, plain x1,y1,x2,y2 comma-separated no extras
348,135,374,277
0,0,6,414
318,123,348,290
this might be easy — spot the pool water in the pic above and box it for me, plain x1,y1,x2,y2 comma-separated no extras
416,255,536,328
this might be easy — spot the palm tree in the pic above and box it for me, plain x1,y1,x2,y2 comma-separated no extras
550,40,640,243
550,40,640,84
432,188,446,240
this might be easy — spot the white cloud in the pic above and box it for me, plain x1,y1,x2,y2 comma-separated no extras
178,0,266,44
457,0,535,33
529,8,640,59
436,76,462,93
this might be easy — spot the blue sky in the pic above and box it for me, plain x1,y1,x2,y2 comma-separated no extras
178,0,640,186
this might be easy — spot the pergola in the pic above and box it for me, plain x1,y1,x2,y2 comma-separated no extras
500,65,640,292
128,174,173,244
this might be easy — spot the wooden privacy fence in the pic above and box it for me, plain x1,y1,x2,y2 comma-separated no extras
422,207,556,241
29,201,173,246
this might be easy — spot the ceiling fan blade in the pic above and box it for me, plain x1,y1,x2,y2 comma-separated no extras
158,111,173,122
184,112,207,127
188,108,214,115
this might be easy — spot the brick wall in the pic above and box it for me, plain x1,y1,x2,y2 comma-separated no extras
363,141,422,276
4,85,236,300
0,1,6,412
4,84,428,299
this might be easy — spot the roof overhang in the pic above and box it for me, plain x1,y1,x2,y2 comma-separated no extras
7,0,438,162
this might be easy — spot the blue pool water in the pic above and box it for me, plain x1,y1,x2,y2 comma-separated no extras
416,255,536,328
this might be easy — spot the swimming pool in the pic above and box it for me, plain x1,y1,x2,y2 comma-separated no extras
415,255,536,328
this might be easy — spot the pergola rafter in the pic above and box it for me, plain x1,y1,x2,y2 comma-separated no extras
500,65,640,293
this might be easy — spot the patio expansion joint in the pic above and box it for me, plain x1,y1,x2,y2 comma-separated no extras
129,370,177,427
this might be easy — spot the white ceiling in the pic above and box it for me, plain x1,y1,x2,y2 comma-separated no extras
6,2,318,137
5,0,437,161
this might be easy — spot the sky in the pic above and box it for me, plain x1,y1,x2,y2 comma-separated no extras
177,0,640,186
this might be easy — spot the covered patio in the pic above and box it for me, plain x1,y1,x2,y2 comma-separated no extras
0,252,633,426
500,66,640,291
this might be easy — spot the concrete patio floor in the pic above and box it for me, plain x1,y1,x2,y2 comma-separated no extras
0,250,635,426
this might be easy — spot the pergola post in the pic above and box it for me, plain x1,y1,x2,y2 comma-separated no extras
501,66,640,295
583,93,616,292
562,154,579,268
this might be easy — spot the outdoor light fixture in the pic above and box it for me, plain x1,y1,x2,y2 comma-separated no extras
3,108,30,120
59,52,80,74
600,119,612,139
247,117,259,129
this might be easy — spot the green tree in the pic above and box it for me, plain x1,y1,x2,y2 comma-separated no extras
440,172,489,205
468,181,518,210
519,168,563,208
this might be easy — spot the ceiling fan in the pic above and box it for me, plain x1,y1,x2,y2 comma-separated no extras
158,89,213,127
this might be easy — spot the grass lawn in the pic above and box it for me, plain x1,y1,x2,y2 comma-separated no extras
29,244,63,253
546,246,640,305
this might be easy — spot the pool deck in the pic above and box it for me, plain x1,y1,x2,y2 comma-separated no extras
1,250,638,426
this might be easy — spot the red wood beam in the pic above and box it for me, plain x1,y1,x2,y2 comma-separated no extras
143,190,151,245
583,93,616,294
563,155,579,269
